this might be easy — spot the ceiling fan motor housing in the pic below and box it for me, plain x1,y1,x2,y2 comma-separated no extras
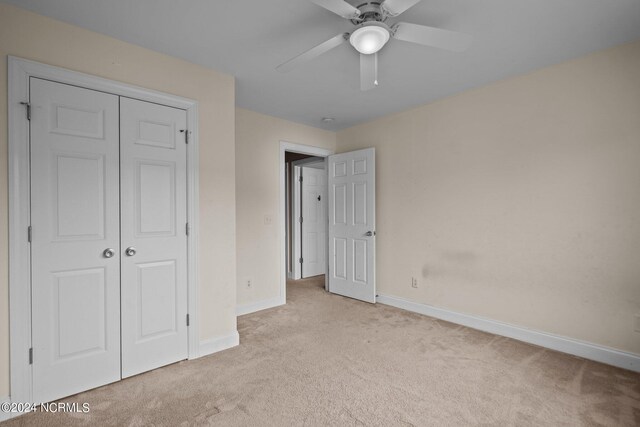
350,1,387,24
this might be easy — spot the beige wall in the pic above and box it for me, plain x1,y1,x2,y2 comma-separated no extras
235,108,335,308
0,3,237,397
337,41,640,355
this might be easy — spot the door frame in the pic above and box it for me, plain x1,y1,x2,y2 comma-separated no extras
279,142,333,303
291,163,303,280
8,56,201,405
291,158,327,280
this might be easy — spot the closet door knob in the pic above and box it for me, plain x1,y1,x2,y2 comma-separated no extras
103,248,115,258
125,247,137,257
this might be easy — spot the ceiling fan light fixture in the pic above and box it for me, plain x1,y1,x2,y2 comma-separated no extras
349,23,390,54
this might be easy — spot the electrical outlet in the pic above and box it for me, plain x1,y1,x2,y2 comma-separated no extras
246,279,252,289
411,277,418,288
635,315,640,333
264,215,273,225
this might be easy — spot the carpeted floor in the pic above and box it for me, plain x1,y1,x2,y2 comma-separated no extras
4,275,639,426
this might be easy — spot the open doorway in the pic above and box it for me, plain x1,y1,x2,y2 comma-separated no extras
285,152,328,295
280,142,376,305
280,142,333,303
289,156,327,280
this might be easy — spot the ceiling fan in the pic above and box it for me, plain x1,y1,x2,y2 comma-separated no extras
276,0,472,91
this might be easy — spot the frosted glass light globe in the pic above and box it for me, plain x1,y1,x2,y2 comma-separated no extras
349,24,390,54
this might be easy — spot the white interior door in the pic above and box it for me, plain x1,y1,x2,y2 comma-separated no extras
30,78,121,402
301,165,327,278
328,148,376,303
120,97,188,378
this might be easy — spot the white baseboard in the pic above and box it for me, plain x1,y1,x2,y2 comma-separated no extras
198,331,239,358
377,294,640,373
1,395,15,422
237,296,285,316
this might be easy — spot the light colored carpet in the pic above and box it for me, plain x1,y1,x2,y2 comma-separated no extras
4,275,639,426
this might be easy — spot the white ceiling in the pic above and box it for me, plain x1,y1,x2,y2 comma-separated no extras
4,0,640,130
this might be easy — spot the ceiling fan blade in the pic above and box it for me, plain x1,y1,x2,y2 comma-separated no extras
381,0,422,17
392,22,472,52
311,0,361,19
277,33,347,73
360,53,378,91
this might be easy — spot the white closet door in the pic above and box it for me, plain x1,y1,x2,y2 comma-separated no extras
328,148,376,303
120,97,188,378
30,78,121,403
301,166,327,278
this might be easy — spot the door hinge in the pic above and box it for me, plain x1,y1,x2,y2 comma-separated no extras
20,102,31,121
186,314,190,327
29,348,33,365
27,226,32,243
299,217,303,223
299,257,303,264
180,129,189,144
299,176,303,182
185,222,189,236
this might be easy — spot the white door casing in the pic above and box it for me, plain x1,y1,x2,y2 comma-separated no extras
120,97,189,378
292,165,302,280
30,78,121,402
328,148,376,303
301,165,327,278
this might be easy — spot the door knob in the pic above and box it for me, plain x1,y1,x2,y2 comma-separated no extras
365,231,376,237
103,248,115,258
125,247,137,257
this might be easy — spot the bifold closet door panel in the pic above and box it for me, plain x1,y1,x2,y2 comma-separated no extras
30,78,121,403
119,97,189,378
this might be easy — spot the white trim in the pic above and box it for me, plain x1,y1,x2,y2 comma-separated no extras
186,102,201,359
198,332,240,357
7,56,202,403
377,294,640,373
285,162,291,278
236,296,285,316
1,396,14,422
291,156,326,167
8,55,33,406
279,142,334,305
291,165,302,280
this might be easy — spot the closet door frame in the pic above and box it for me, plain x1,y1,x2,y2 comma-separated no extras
7,56,201,407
